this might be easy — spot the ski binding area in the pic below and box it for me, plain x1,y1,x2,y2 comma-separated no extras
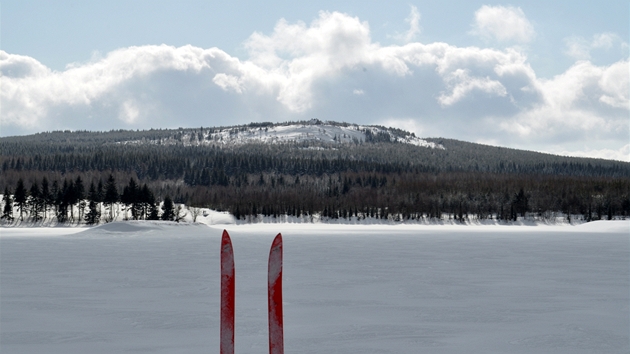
0,221,628,353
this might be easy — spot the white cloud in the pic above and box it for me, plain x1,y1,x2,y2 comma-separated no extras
393,5,422,43
498,59,629,143
1,11,627,161
564,38,592,60
352,89,365,95
213,73,244,94
599,60,629,109
438,69,507,106
119,100,140,124
564,32,628,60
0,45,224,129
471,5,534,43
380,118,426,136
545,144,630,162
592,33,617,49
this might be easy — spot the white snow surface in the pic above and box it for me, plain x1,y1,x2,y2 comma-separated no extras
121,121,444,149
1,221,628,353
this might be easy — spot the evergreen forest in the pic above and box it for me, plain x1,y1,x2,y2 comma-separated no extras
2,122,629,224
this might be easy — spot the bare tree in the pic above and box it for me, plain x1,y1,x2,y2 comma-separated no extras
187,206,202,222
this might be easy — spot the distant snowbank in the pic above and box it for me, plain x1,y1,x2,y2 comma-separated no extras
228,219,630,234
88,221,188,233
3,219,628,238
573,220,630,233
0,227,86,237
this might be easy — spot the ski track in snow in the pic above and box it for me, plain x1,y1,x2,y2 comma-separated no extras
1,221,628,353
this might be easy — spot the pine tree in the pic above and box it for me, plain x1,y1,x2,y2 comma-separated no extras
39,177,50,220
29,180,43,222
50,180,60,220
512,188,529,218
148,202,160,220
161,195,175,221
121,178,139,220
75,176,86,222
85,182,101,225
103,174,119,221
63,179,76,223
14,179,27,221
2,187,14,221
55,179,71,223
139,184,155,220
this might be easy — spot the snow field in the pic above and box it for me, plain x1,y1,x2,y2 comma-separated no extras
1,221,628,353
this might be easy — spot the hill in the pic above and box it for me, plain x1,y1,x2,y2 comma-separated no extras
2,120,628,176
1,120,629,224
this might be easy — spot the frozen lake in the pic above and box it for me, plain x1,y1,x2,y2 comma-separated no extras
1,221,628,353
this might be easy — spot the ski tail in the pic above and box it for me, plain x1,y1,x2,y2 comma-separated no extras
220,230,235,354
268,233,284,354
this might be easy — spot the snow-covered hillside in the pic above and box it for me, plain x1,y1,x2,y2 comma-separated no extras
119,120,445,149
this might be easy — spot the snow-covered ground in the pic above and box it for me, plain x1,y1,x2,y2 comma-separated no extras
1,221,628,353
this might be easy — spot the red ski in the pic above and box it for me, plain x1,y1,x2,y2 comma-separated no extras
220,230,235,354
268,233,284,354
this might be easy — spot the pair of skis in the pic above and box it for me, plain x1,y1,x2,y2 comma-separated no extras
221,230,283,354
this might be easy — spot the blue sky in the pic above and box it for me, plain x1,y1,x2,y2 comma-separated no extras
1,0,628,160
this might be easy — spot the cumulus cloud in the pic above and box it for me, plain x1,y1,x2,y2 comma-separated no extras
0,45,226,130
438,69,507,106
471,5,534,43
497,59,629,147
1,10,627,161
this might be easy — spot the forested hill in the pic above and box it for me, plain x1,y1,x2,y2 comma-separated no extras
2,121,629,224
422,138,629,177
2,120,628,178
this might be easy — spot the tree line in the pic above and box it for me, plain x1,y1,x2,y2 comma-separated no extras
2,169,628,224
200,170,628,223
1,175,182,224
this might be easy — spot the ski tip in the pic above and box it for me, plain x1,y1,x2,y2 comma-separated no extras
222,230,232,247
268,233,282,266
272,233,282,247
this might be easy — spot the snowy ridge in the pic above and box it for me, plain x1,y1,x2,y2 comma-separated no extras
119,120,445,149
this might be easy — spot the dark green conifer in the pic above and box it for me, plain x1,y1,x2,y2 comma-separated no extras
103,175,119,221
85,182,101,225
161,195,175,221
14,179,27,221
2,187,14,221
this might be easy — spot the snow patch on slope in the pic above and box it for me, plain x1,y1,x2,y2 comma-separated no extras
119,121,445,149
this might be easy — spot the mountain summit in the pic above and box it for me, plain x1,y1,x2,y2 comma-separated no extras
118,120,444,149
